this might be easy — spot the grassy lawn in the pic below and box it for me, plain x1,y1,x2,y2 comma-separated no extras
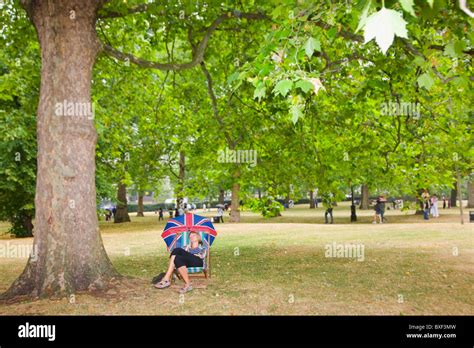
0,205,473,315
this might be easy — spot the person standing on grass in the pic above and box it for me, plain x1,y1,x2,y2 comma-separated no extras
379,195,387,222
158,208,164,221
372,197,383,224
430,194,439,218
423,194,431,220
323,194,334,224
217,207,224,223
105,209,112,222
442,195,447,209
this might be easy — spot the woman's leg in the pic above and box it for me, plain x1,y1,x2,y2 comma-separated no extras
162,255,176,282
173,251,204,285
177,266,190,285
162,248,186,281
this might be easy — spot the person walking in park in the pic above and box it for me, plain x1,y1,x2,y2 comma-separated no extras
217,207,224,223
105,209,112,222
430,194,439,218
442,195,447,209
322,194,334,224
158,208,164,221
372,196,386,224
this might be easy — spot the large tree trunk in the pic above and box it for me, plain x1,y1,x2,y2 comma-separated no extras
136,192,144,217
218,189,225,205
359,184,369,209
415,188,425,215
229,170,241,222
175,151,185,207
450,183,457,208
456,172,464,224
467,180,474,208
285,187,290,206
309,190,315,209
115,182,131,223
2,0,118,300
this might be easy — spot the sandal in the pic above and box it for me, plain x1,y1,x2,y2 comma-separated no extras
179,284,193,294
154,279,171,289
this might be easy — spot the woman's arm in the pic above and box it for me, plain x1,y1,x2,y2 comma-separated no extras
195,247,207,260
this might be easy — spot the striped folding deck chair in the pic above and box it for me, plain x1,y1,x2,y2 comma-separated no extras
170,231,212,279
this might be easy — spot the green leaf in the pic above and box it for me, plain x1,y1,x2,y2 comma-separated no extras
452,76,469,88
273,79,293,97
290,104,304,124
253,83,266,101
304,37,321,58
426,0,434,7
417,73,434,90
295,79,314,93
412,56,426,67
399,0,416,16
444,41,465,58
227,72,240,85
363,8,408,54
327,27,338,39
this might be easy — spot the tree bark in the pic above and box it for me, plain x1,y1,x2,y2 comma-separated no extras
136,192,144,217
115,182,131,223
415,188,425,215
3,0,118,300
457,172,464,224
175,151,185,207
309,190,315,209
218,189,225,205
450,182,457,208
467,180,474,208
285,187,290,206
359,184,369,209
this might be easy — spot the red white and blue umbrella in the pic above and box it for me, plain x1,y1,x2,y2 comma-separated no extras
161,213,217,250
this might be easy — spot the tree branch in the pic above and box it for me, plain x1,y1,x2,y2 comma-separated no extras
199,61,236,148
101,10,267,71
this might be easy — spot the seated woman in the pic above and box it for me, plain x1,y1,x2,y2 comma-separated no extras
155,231,207,293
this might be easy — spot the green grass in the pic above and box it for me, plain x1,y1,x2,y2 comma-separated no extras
0,206,472,315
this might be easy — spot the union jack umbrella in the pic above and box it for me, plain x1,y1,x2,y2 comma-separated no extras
161,213,217,250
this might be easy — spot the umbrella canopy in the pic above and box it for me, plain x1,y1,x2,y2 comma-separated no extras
215,204,225,208
161,213,217,250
